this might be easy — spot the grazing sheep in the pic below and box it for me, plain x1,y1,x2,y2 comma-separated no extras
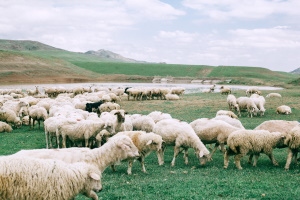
226,94,240,113
165,93,180,100
170,87,185,95
192,120,240,160
86,100,104,113
0,156,102,200
153,119,210,167
216,110,238,119
99,102,121,113
236,97,259,118
224,130,286,169
148,111,172,123
251,96,266,116
276,105,292,115
28,105,48,129
254,120,299,134
283,125,300,170
266,93,282,98
13,135,140,172
0,106,22,128
246,87,259,96
202,89,211,93
212,115,245,129
3,100,28,116
0,121,13,133
220,86,231,95
132,115,155,132
111,131,163,174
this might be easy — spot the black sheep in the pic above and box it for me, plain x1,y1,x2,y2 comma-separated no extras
85,100,104,112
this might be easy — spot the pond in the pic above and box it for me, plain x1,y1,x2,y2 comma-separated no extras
0,82,283,94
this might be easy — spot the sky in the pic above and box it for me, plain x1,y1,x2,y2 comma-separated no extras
0,0,300,72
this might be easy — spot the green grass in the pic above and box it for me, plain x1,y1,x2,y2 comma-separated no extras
1,87,300,199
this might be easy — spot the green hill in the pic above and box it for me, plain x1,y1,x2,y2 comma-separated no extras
0,39,299,86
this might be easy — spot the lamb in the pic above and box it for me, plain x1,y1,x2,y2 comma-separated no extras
0,106,22,128
28,105,48,129
99,110,126,134
111,131,163,175
236,97,259,118
153,119,210,167
165,93,180,100
226,94,240,113
0,156,102,200
0,121,13,133
148,111,172,123
266,93,282,98
276,105,292,115
224,130,286,169
216,110,238,119
283,125,300,170
191,120,240,160
57,119,105,148
13,134,140,173
254,120,299,134
132,115,155,132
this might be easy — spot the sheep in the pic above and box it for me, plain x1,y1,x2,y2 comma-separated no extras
246,86,259,96
236,97,259,118
276,105,292,115
148,111,172,123
99,102,121,113
170,87,185,95
0,121,13,133
212,115,245,129
202,89,211,93
266,93,282,98
283,125,300,170
28,105,48,129
254,120,299,134
153,119,210,167
132,115,155,132
224,130,286,169
99,110,126,135
3,100,28,116
0,156,102,200
216,110,238,119
26,85,40,96
220,86,231,95
13,134,140,173
226,94,240,113
57,120,105,148
251,96,266,116
165,93,180,100
86,100,104,113
210,84,216,92
0,106,22,128
111,131,163,174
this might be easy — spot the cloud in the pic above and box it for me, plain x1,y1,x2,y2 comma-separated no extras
182,0,300,20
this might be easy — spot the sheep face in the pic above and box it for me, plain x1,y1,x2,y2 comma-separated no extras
87,172,102,193
116,138,140,159
195,149,210,166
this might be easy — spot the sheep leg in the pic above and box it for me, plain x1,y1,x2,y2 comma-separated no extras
85,138,89,147
171,146,181,167
139,156,147,173
247,154,253,164
127,160,133,175
284,148,294,170
86,190,98,200
62,135,67,148
234,154,244,169
183,148,189,165
266,153,278,166
253,154,260,167
157,146,166,165
38,120,41,130
208,144,220,161
223,151,230,169
110,164,117,172
45,132,49,149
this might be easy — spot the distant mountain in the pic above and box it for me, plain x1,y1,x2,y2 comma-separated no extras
0,39,62,51
290,67,300,74
85,49,147,63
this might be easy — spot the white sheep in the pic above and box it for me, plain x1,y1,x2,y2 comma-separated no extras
28,105,48,129
226,94,239,113
148,111,172,123
3,100,29,117
216,110,238,119
0,106,22,128
153,119,210,167
99,102,121,113
236,97,259,118
266,93,282,98
0,121,13,133
202,89,211,93
246,86,259,96
220,86,231,95
224,130,286,169
111,131,163,174
283,125,300,170
165,93,180,100
251,96,266,116
13,135,140,172
191,119,240,160
276,105,292,115
132,115,155,132
0,156,102,200
254,120,299,134
212,115,245,129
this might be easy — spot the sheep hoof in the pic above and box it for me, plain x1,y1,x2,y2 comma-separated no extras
223,166,228,169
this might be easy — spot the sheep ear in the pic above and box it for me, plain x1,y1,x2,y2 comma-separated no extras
199,151,204,158
89,173,100,181
117,143,130,151
146,140,152,146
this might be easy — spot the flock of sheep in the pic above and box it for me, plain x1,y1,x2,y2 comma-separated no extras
0,84,299,200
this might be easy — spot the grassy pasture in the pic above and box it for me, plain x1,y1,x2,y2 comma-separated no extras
0,87,300,199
